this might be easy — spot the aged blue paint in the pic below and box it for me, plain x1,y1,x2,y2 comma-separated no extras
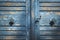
0,0,30,40
34,0,60,40
0,0,60,40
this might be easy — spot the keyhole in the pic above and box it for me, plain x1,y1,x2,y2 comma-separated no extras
9,18,14,26
49,20,55,26
9,21,14,26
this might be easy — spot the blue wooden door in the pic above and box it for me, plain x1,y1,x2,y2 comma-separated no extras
0,0,30,40
34,0,60,40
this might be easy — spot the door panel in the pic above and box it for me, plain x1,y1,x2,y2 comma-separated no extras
0,0,30,40
34,0,60,40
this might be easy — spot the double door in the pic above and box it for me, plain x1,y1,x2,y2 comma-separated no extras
0,0,60,40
